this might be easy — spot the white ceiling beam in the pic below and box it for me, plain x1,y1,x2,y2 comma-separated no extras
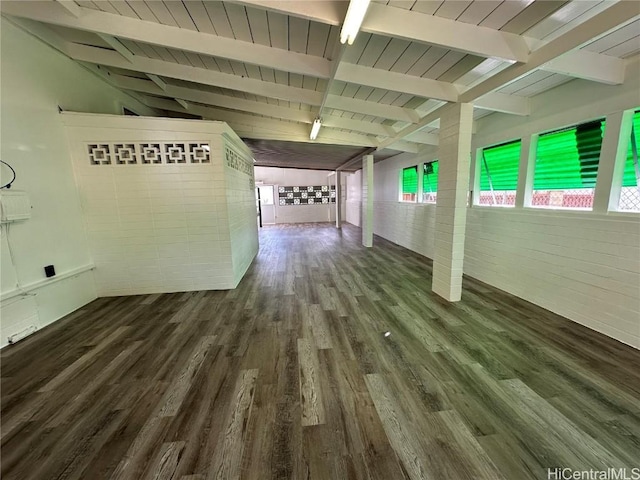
385,140,420,154
55,0,82,18
66,43,324,105
230,0,344,25
175,99,189,110
0,0,332,78
325,96,419,124
108,73,395,137
334,63,530,115
335,63,459,103
6,13,538,119
235,0,529,63
112,74,313,122
460,1,639,103
474,92,530,116
321,116,395,138
361,2,530,63
542,49,626,85
378,104,448,150
317,42,347,119
140,95,388,148
96,33,133,63
65,44,419,123
146,74,167,91
234,0,625,88
6,0,628,113
383,2,638,147
404,130,439,146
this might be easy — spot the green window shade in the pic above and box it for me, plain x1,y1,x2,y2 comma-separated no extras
622,110,640,187
423,161,438,193
402,166,418,195
480,140,521,191
534,119,604,190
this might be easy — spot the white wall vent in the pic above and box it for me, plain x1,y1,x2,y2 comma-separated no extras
0,190,31,222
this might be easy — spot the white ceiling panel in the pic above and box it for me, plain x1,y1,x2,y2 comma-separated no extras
479,0,535,30
224,3,253,42
501,1,569,35
388,42,431,74
582,19,640,55
164,1,197,30
203,2,234,37
456,1,502,26
2,0,637,161
433,1,474,21
143,1,177,26
524,0,604,40
406,46,448,77
411,1,445,16
357,35,393,67
373,38,412,70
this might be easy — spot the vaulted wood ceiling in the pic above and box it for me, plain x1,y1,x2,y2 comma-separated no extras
2,0,638,170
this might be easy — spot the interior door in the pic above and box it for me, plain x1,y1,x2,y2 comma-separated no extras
257,185,276,224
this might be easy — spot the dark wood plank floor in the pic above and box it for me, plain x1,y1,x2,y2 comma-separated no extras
2,223,639,480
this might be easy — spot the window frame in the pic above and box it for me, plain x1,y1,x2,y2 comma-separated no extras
529,117,606,211
421,160,438,204
476,139,522,208
399,165,418,203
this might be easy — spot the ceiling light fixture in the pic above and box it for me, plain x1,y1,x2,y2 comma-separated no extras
310,118,322,140
340,0,371,45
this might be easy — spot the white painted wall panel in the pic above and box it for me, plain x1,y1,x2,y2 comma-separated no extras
64,114,257,295
254,167,345,224
371,71,640,348
465,208,640,347
0,18,156,347
225,140,259,286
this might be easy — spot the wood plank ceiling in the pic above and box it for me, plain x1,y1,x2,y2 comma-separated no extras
1,0,638,170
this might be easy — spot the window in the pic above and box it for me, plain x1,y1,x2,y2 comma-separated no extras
618,110,640,212
257,185,274,205
478,140,520,207
401,166,418,202
422,161,438,203
532,119,605,210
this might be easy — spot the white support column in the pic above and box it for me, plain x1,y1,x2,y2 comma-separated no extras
335,171,342,228
593,110,633,213
515,134,537,208
362,155,374,247
432,103,474,302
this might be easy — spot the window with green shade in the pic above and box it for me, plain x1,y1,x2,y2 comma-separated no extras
532,119,605,210
479,140,521,206
422,161,438,203
618,109,640,212
401,166,418,202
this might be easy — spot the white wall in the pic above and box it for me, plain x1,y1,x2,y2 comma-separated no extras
254,166,346,224
370,67,640,349
64,114,257,295
0,18,156,347
224,140,260,286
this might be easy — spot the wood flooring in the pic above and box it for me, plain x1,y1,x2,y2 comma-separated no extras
2,223,639,480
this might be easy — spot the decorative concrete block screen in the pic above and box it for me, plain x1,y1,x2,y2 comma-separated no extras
63,113,257,296
278,185,336,205
87,142,211,165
